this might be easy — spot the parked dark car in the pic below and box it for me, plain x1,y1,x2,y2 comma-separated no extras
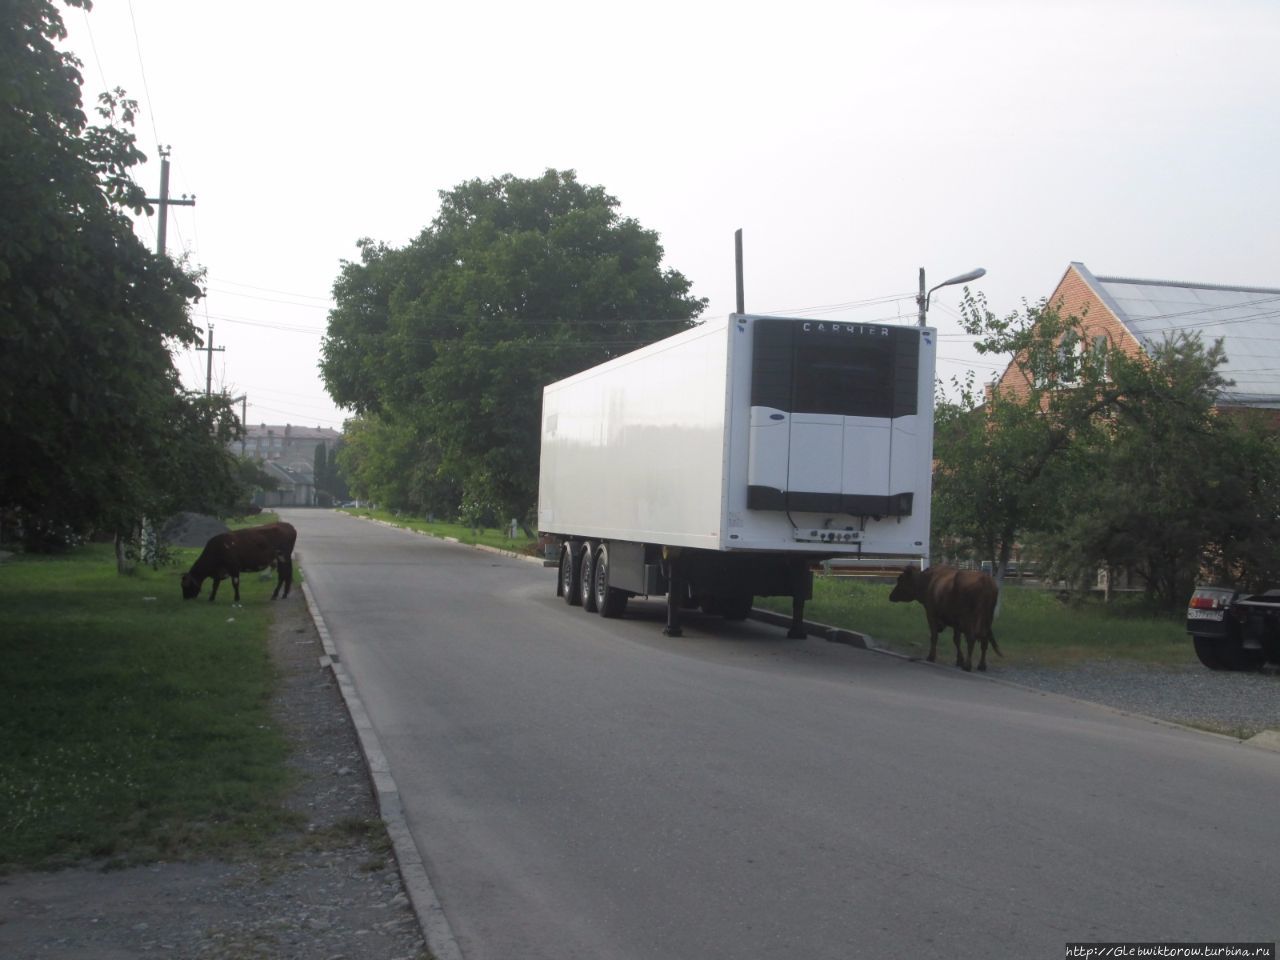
1186,586,1280,670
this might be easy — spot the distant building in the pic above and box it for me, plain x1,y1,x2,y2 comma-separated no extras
233,424,341,507
995,262,1280,414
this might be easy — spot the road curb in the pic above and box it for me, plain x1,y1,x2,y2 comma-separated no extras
746,607,870,648
300,568,465,960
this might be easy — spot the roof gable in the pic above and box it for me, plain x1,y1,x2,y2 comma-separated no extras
1073,262,1280,408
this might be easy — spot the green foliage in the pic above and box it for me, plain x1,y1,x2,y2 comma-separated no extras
1,0,243,550
933,294,1123,570
336,414,460,516
321,169,707,521
933,292,1280,608
341,506,538,553
0,544,293,869
311,441,348,504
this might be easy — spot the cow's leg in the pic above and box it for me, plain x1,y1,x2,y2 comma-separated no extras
952,627,966,667
209,576,221,602
231,573,242,605
961,631,975,672
976,635,989,672
271,554,287,599
281,557,293,598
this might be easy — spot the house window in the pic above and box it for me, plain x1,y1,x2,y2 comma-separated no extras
1057,331,1083,386
1093,334,1109,380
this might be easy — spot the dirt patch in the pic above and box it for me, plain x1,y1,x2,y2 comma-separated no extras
0,596,429,959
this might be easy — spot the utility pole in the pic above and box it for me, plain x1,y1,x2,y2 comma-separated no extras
734,229,745,314
227,394,248,456
202,324,225,396
146,145,196,257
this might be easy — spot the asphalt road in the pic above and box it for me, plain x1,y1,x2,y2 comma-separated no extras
283,509,1278,960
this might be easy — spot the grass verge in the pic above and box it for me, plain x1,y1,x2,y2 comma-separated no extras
760,576,1196,668
340,507,540,555
0,540,296,872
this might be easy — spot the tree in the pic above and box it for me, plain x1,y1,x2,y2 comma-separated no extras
336,415,458,516
1029,336,1280,606
321,170,706,527
1,0,241,551
314,443,328,503
932,294,1121,579
934,292,1280,608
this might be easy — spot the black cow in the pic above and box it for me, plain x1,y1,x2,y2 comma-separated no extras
181,521,297,604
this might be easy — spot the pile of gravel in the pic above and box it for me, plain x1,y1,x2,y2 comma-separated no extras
159,512,230,548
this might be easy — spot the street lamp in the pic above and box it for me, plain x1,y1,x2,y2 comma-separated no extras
917,266,986,326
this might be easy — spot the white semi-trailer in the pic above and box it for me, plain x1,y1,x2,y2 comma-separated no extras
537,312,937,636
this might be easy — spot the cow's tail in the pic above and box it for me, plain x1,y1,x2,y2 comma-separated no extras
988,628,1003,658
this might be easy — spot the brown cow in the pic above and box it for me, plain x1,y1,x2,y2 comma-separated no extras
181,521,297,604
889,564,1002,671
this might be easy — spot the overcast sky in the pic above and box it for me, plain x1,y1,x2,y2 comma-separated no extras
63,0,1280,430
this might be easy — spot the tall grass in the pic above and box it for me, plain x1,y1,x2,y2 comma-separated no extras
762,576,1195,667
0,543,295,870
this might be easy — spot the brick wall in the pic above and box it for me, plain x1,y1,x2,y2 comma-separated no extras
994,264,1146,402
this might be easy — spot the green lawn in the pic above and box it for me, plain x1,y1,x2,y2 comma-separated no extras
761,576,1195,668
0,538,296,871
339,507,541,555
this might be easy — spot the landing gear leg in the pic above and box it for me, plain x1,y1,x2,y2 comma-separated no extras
664,555,685,638
787,593,806,639
787,561,809,639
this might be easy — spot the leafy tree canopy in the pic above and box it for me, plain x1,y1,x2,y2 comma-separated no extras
1,0,245,549
933,292,1280,607
322,169,707,521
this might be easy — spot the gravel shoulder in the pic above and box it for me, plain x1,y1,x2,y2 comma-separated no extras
0,593,429,960
994,659,1280,739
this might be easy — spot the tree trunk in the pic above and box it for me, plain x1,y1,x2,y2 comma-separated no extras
114,530,135,575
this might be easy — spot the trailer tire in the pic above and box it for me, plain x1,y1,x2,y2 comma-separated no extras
560,544,582,606
579,542,598,612
592,544,628,618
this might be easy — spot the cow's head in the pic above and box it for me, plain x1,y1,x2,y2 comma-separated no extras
888,565,919,603
181,573,202,600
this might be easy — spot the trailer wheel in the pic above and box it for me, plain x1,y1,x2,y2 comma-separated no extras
1192,636,1225,670
593,544,628,618
579,542,598,612
560,544,582,606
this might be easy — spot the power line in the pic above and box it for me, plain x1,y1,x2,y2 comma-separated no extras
78,8,110,93
210,277,333,302
124,0,161,147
